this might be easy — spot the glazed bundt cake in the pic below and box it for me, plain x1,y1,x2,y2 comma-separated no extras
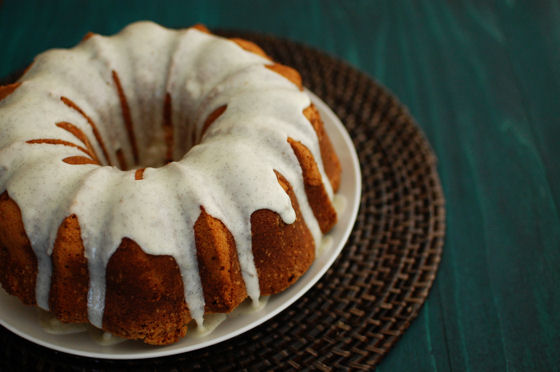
0,22,341,345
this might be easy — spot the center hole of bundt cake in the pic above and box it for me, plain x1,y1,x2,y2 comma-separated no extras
52,72,229,173
103,74,227,173
108,75,188,172
109,86,227,174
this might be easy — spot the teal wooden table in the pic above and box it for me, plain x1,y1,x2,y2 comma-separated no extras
1,1,559,370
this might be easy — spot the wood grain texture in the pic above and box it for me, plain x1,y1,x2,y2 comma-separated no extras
0,0,559,370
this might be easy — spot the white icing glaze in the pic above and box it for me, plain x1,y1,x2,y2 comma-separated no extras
37,309,88,335
0,22,334,329
38,296,271,344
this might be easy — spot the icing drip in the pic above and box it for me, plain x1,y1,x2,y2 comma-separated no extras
0,22,333,328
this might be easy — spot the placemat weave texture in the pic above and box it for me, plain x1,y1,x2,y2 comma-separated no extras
0,31,445,371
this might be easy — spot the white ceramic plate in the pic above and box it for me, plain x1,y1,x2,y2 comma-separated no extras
0,91,362,359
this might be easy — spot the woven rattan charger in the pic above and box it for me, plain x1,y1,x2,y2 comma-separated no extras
0,31,445,370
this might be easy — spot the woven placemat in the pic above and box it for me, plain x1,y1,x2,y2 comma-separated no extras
0,31,445,370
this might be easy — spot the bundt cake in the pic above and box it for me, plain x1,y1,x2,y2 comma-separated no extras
0,21,341,345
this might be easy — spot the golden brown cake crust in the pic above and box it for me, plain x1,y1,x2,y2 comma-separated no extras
252,172,315,295
288,137,338,233
49,215,89,323
0,192,38,306
195,207,247,313
0,82,21,102
230,38,270,60
304,104,342,192
103,238,190,345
